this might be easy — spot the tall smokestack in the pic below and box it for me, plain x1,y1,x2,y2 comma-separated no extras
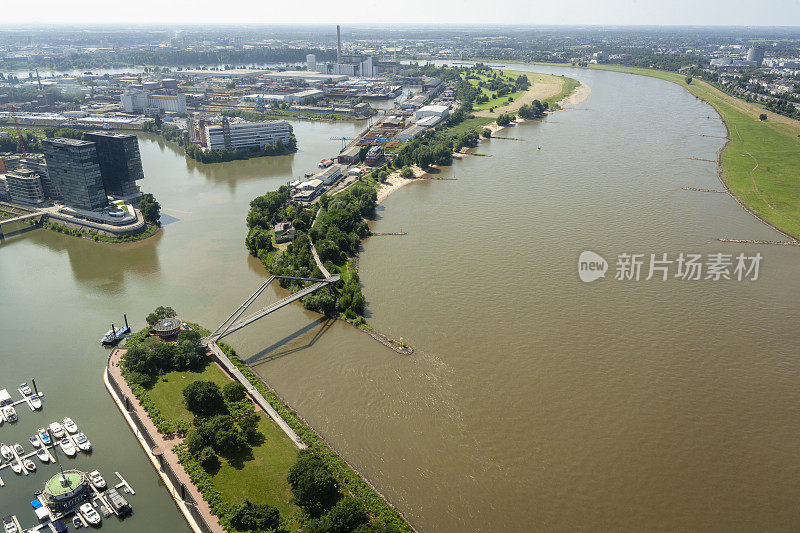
336,25,341,64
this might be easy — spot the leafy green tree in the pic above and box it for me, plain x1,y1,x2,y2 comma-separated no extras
237,412,260,442
182,381,225,417
197,446,219,472
288,450,340,516
184,430,205,455
482,128,492,138
316,498,368,533
227,500,280,532
146,306,177,326
222,381,247,403
759,113,767,121
139,193,162,226
400,166,414,179
245,227,273,256
685,76,693,84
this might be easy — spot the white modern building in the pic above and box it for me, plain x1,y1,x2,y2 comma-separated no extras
204,120,293,151
306,54,317,73
121,91,187,114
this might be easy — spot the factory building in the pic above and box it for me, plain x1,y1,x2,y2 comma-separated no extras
83,131,144,199
331,55,374,77
120,91,187,114
2,169,45,206
42,138,108,211
415,104,450,120
204,119,293,151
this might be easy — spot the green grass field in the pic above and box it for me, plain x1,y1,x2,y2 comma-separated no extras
464,71,525,110
447,115,495,137
591,65,800,239
147,361,300,517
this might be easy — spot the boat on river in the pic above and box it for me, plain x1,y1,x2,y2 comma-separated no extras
100,314,131,346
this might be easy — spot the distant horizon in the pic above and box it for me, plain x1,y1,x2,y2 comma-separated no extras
4,0,800,28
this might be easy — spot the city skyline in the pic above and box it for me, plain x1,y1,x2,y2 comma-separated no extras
3,0,800,27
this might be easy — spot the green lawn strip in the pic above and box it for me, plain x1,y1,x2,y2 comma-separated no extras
589,65,800,239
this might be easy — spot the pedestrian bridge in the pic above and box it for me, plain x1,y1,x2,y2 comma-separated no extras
206,274,339,343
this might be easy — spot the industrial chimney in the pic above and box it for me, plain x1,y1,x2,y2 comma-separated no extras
336,25,341,64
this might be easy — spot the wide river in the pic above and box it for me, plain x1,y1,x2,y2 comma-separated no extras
1,65,798,532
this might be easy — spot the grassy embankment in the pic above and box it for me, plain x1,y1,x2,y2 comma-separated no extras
591,65,800,239
146,361,299,518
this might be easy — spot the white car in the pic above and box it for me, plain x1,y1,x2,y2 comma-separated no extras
79,503,101,526
58,438,76,457
88,470,106,490
62,418,78,434
49,422,64,438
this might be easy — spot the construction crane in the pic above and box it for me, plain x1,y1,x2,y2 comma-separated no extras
329,136,393,151
9,106,26,156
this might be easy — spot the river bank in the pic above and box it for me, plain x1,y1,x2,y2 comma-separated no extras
591,65,800,240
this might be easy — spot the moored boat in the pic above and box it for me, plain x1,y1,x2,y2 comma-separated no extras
23,458,36,472
0,444,11,461
100,314,131,346
38,428,51,445
9,459,22,474
59,438,76,457
30,394,42,410
74,433,91,452
29,435,41,447
13,443,23,456
36,448,49,463
62,418,78,434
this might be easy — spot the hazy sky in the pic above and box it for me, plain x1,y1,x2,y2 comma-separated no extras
4,0,800,26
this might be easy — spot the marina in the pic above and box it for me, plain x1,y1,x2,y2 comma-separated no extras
0,383,44,425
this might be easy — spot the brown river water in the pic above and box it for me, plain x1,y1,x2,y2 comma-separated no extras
1,64,798,532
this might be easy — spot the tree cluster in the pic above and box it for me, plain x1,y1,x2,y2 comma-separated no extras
517,99,548,120
121,333,205,385
139,193,162,225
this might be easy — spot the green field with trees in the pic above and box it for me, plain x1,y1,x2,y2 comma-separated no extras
120,309,411,532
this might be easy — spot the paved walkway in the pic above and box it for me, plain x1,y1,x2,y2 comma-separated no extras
205,341,307,449
106,349,223,533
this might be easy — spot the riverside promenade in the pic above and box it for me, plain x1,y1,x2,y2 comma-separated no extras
105,348,223,533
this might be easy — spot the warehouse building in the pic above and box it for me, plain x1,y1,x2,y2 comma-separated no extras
120,91,187,114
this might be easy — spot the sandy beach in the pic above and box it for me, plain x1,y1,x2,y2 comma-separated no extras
484,81,591,136
376,165,427,204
